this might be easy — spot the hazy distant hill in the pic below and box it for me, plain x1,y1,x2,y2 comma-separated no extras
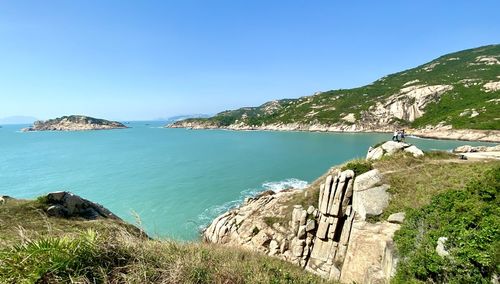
170,45,500,132
0,116,37,125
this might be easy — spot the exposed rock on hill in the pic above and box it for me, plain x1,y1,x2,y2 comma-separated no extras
169,44,500,142
366,141,424,160
41,191,121,220
22,115,127,131
204,165,403,283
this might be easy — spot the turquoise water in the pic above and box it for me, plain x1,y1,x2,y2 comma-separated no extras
0,121,495,240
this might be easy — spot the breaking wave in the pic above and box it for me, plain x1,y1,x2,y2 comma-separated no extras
196,178,309,231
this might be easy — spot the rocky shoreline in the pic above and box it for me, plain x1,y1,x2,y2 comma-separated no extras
167,121,500,143
202,142,429,283
22,115,128,132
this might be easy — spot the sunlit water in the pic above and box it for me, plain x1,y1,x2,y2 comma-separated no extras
0,121,494,240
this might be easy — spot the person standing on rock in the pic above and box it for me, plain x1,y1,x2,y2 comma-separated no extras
392,130,398,141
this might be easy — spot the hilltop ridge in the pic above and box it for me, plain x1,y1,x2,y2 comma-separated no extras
169,45,500,142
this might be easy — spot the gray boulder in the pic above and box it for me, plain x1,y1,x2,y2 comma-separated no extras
353,184,390,220
44,191,120,220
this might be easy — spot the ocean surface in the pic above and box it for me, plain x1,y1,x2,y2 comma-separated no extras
0,121,495,240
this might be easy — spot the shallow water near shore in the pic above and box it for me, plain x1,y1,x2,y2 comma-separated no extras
0,121,495,240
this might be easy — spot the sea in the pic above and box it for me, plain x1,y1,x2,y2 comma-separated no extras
0,121,495,240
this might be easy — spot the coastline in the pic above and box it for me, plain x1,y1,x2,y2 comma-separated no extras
167,123,500,143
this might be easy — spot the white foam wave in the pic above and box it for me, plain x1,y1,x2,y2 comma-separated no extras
262,178,308,192
196,178,309,232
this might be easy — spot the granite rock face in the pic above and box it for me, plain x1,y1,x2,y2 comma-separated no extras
22,115,127,132
367,141,424,160
204,168,398,283
44,191,120,220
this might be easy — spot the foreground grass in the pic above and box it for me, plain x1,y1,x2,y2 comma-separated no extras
0,199,330,283
0,198,143,247
0,230,330,284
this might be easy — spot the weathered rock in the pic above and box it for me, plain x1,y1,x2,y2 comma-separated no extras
366,146,384,160
404,145,424,157
316,215,330,240
291,238,306,257
251,230,271,248
353,169,383,192
307,205,315,215
305,219,316,232
320,175,333,213
44,191,120,220
367,141,424,160
387,212,405,224
436,237,450,257
269,240,280,256
353,184,390,220
340,221,400,284
381,141,410,155
297,225,307,239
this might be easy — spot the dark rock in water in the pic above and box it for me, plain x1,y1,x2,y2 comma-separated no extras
44,191,120,220
255,190,276,199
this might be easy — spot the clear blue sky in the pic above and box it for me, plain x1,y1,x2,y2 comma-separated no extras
0,0,499,121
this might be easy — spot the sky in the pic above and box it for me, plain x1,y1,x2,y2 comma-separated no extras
0,1,499,121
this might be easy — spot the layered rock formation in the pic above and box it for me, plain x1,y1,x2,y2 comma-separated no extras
204,165,405,283
22,115,127,131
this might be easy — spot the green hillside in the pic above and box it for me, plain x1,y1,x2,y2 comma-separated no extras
172,45,500,130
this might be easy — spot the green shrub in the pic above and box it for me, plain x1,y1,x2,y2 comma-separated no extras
342,160,373,176
393,166,500,283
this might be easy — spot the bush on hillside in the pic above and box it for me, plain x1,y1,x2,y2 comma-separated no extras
341,160,373,176
393,166,500,283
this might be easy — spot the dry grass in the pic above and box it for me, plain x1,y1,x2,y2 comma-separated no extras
0,198,332,283
373,151,500,218
0,198,142,247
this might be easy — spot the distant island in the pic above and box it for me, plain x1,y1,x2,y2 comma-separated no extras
21,115,128,132
168,44,500,142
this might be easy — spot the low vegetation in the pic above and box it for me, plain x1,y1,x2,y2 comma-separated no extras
0,198,330,283
393,166,499,283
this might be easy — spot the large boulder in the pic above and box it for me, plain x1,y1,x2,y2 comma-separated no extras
367,141,424,160
340,221,400,284
353,184,390,220
403,145,424,157
353,170,390,220
381,141,410,155
353,169,383,192
44,191,120,220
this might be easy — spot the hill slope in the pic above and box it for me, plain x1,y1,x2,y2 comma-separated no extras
169,45,500,139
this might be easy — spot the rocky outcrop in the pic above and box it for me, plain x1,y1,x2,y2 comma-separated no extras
43,191,120,220
364,84,453,126
22,115,127,131
366,141,424,160
453,144,500,153
453,144,500,160
204,167,400,283
412,128,500,143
